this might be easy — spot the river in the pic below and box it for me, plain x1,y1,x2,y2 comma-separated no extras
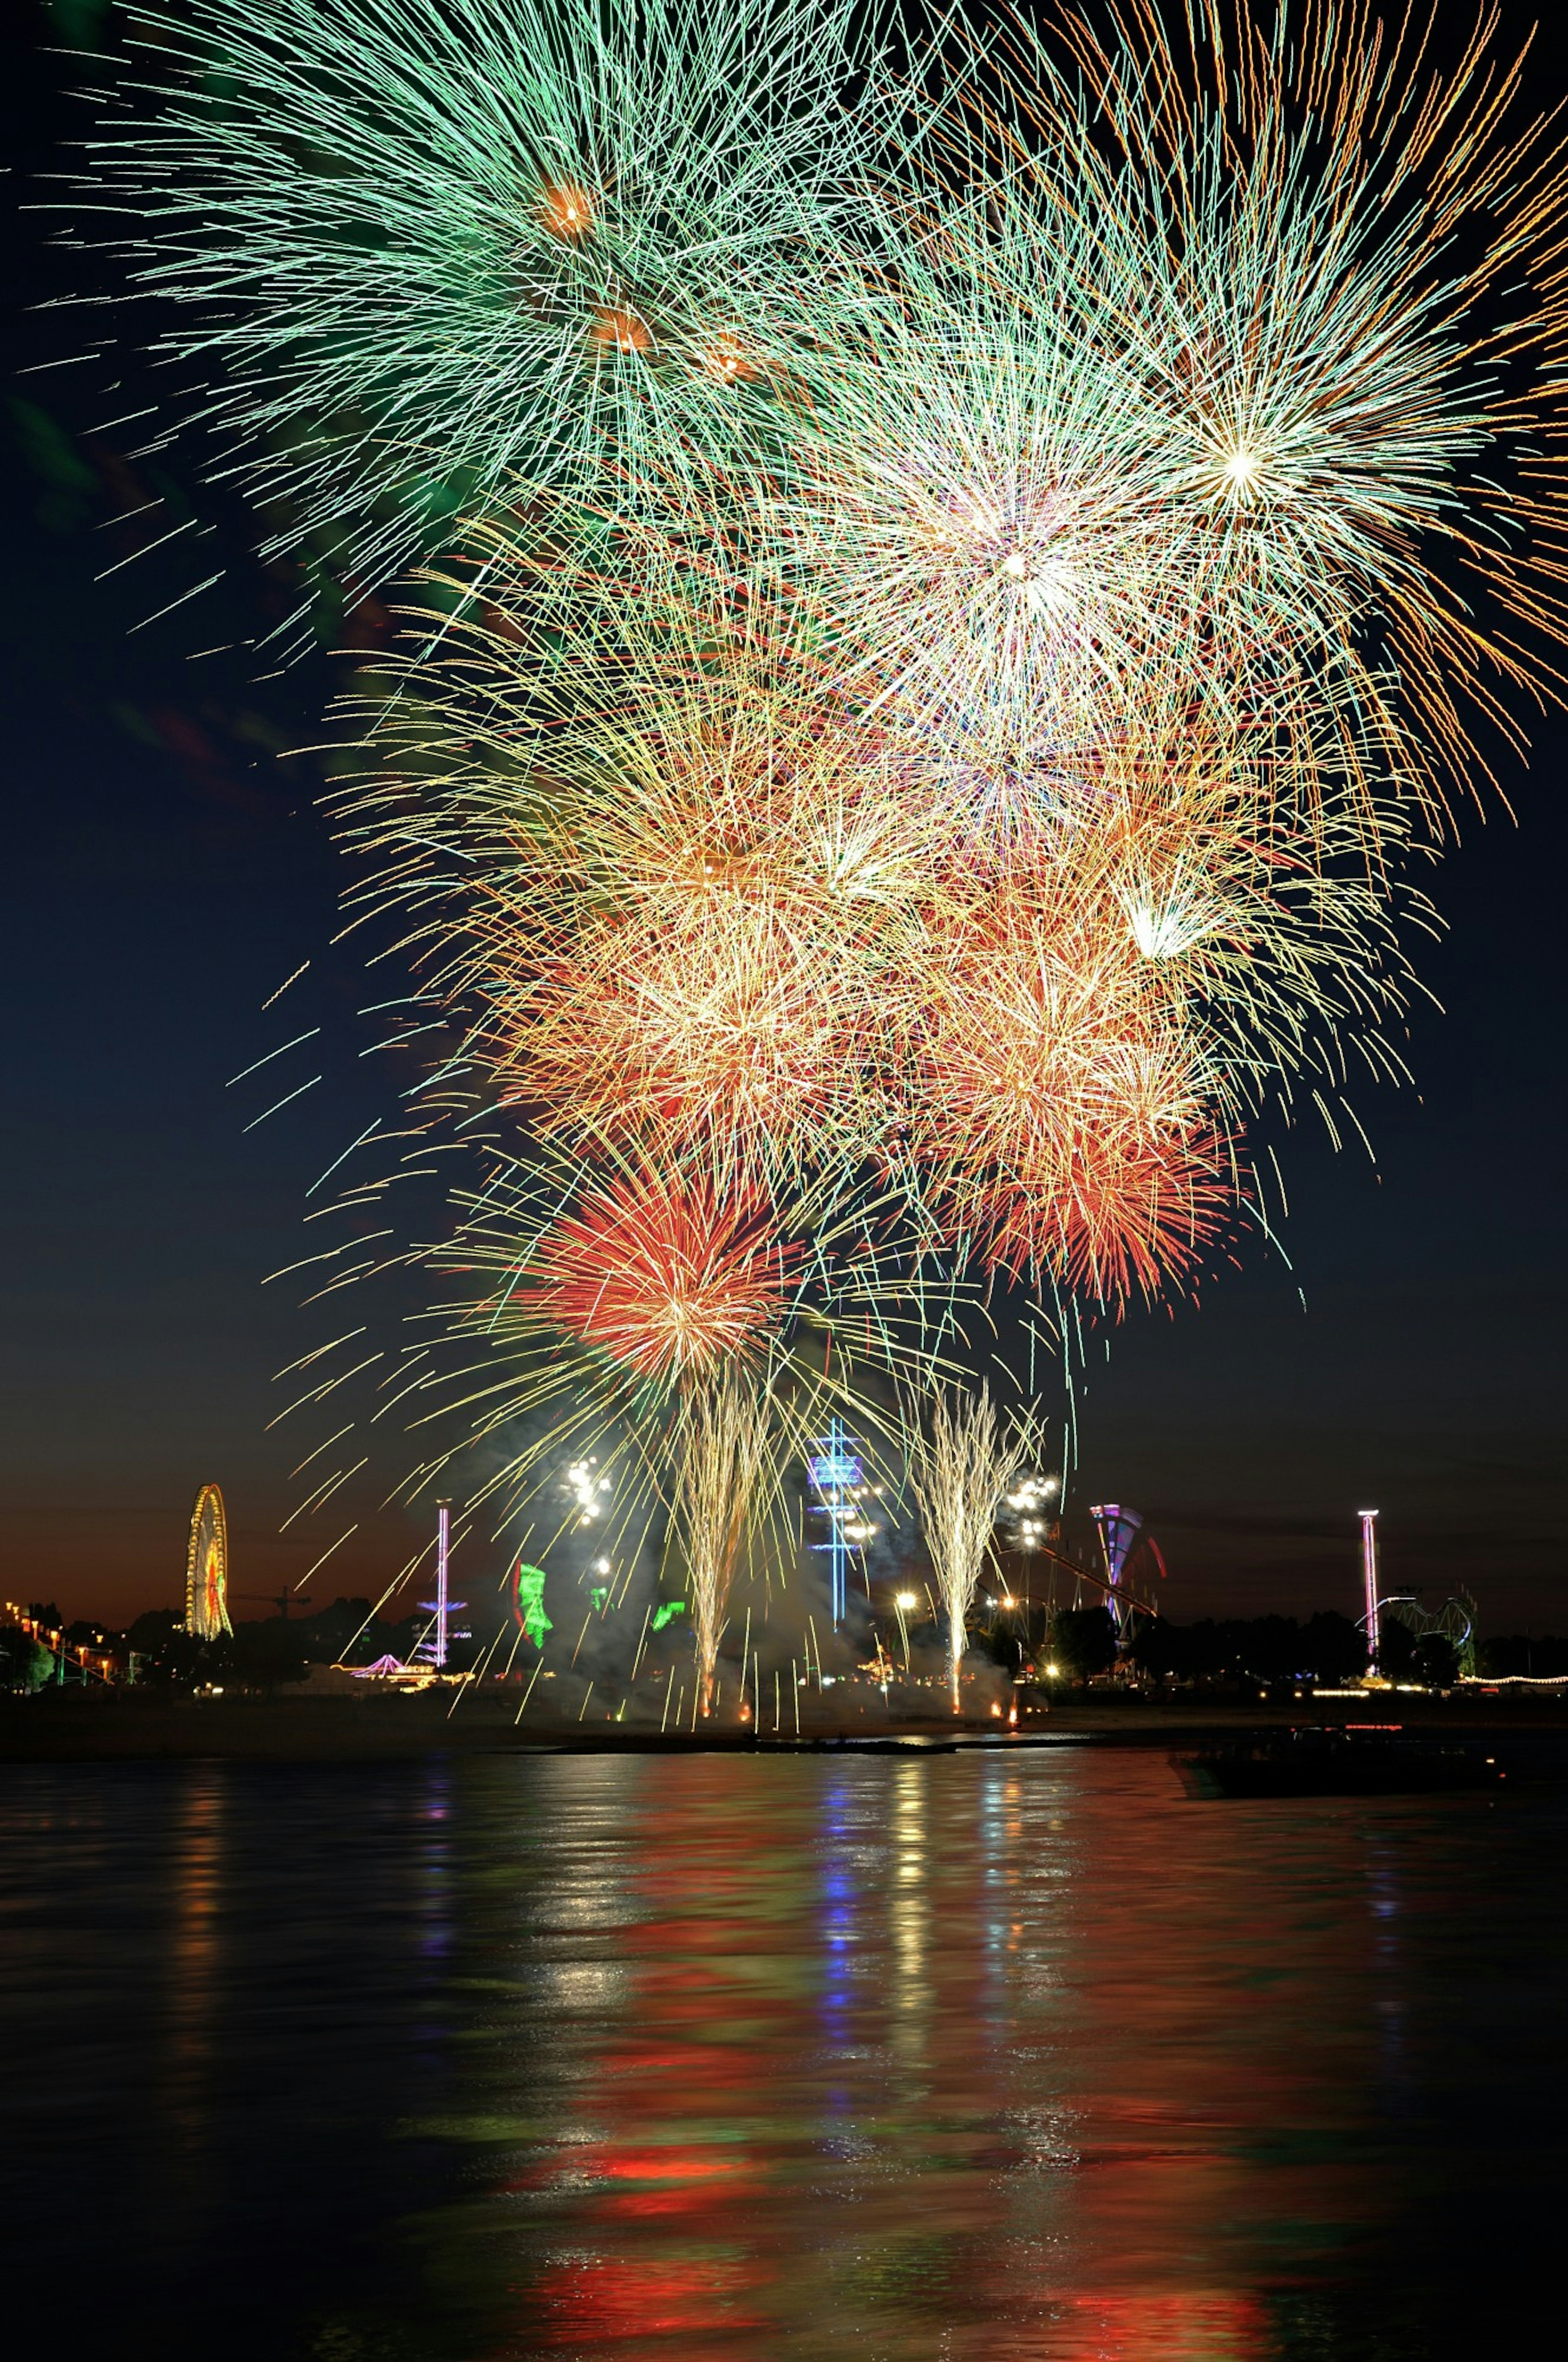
3,1745,1563,2357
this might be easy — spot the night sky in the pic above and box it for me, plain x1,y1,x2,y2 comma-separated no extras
4,0,1565,1631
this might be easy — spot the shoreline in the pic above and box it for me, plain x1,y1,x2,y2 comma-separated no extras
3,1686,1565,1763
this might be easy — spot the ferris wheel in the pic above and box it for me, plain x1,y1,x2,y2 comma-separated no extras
185,1484,234,1640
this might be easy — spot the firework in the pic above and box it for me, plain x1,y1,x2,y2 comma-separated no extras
745,199,1176,756
904,869,1222,1296
921,0,1568,832
893,695,1428,1296
902,1383,1041,1712
83,0,889,629
360,512,1425,1288
335,545,1428,1303
515,1163,800,1384
670,1367,774,1715
335,586,955,1191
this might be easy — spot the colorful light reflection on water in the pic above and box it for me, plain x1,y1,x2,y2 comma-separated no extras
2,1748,1565,2359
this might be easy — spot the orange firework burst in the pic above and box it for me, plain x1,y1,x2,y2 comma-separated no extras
997,1096,1229,1305
519,914,850,1176
538,181,596,241
590,301,653,355
514,1164,800,1381
450,655,945,1183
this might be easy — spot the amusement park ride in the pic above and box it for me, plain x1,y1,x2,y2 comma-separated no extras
808,1422,873,1627
1013,1504,1165,1633
1089,1504,1168,1633
169,1467,1464,1697
808,1424,1165,1639
184,1483,233,1640
1357,1508,1477,1676
416,1498,470,1669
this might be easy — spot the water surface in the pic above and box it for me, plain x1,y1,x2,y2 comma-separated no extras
3,1747,1563,2358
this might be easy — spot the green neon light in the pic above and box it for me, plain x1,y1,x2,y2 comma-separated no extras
515,1564,552,1650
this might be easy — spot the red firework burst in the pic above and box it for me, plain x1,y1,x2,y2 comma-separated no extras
912,888,1234,1302
516,1165,800,1381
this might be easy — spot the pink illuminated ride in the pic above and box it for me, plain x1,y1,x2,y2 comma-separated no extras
1359,1510,1381,1667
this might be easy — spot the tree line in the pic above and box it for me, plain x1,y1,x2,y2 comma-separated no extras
1030,1608,1567,1688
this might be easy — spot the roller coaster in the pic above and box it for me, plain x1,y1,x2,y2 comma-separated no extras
1374,1589,1477,1677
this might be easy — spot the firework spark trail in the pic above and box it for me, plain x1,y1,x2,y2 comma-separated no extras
671,1368,775,1715
902,1383,1041,1713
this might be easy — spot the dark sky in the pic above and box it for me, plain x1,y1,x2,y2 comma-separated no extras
3,0,1565,1630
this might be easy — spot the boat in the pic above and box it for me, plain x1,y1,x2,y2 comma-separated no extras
1183,1725,1508,1799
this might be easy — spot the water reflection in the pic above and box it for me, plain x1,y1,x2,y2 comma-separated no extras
434,1753,1568,2360
890,1759,929,2065
3,1750,1565,2359
160,1764,226,2194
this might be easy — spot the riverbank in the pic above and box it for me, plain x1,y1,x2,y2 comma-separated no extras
2,1682,1565,1761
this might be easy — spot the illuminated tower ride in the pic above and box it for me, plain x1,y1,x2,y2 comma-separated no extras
184,1483,233,1639
417,1498,468,1670
1359,1509,1381,1667
808,1422,863,1628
